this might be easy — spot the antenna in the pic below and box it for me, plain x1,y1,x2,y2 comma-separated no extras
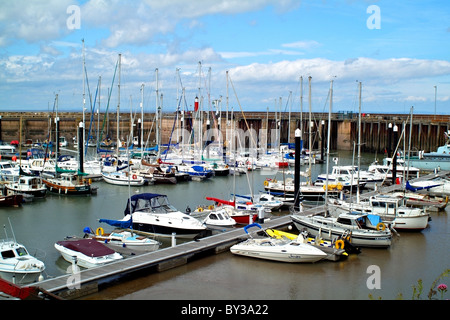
8,217,17,243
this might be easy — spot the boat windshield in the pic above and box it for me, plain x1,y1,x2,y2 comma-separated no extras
132,195,178,214
16,246,28,256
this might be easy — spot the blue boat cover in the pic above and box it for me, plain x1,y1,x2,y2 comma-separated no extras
99,217,133,229
123,193,168,216
367,214,381,226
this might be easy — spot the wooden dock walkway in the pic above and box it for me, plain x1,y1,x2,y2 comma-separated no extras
35,212,302,299
35,171,448,299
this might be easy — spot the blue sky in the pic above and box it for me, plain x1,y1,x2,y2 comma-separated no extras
1,0,449,115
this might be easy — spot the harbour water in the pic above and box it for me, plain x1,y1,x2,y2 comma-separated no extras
1,151,448,300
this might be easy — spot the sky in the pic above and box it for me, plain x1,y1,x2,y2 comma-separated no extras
1,0,449,115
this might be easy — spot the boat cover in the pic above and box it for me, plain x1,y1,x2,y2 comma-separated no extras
367,214,382,226
56,239,115,257
99,217,132,229
123,193,170,216
406,181,442,192
206,197,235,207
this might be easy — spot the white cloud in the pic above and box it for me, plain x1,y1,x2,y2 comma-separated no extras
0,0,73,45
228,58,450,84
282,40,321,49
404,96,427,102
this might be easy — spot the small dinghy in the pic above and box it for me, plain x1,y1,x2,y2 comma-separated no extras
230,223,327,263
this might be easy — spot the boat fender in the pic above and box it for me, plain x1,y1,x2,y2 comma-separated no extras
96,227,104,236
335,239,345,249
376,222,386,231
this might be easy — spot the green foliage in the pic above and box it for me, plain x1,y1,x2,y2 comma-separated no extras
370,269,449,300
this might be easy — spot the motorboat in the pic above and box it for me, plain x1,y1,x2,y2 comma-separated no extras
265,228,351,261
139,159,177,184
54,238,123,268
176,163,214,180
82,227,160,252
263,178,342,202
330,194,430,231
234,193,283,211
0,193,23,207
5,175,47,198
230,223,327,263
101,193,208,239
42,172,98,195
57,156,102,175
0,161,20,181
205,197,259,225
315,173,366,192
389,191,448,212
0,239,45,284
406,178,450,196
201,208,237,229
101,171,147,186
290,209,392,248
211,162,230,176
402,131,450,171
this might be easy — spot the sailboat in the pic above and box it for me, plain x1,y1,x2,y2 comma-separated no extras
42,95,98,195
291,80,393,248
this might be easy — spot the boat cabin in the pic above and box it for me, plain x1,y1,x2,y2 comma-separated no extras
124,193,178,215
0,240,29,260
336,213,382,230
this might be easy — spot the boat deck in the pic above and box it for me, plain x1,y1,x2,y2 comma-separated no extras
36,213,300,298
34,171,449,299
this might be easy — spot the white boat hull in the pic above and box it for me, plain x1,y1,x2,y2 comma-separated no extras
291,215,392,248
0,240,45,284
230,238,327,263
54,242,123,268
101,172,146,186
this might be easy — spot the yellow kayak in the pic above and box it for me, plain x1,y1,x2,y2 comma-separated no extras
266,228,347,250
266,228,298,240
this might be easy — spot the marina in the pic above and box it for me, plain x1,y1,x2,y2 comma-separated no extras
0,147,448,300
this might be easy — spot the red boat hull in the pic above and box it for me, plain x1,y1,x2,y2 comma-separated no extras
231,214,258,225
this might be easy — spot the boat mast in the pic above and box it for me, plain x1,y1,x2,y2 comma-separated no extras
325,79,333,206
140,83,144,160
357,81,362,203
116,53,121,156
155,68,159,158
308,76,312,185
82,39,86,151
97,76,101,149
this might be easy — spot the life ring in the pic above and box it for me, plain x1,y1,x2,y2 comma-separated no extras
132,174,137,179
263,180,269,187
96,227,104,236
208,205,214,210
376,222,386,231
198,207,203,212
335,239,345,249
